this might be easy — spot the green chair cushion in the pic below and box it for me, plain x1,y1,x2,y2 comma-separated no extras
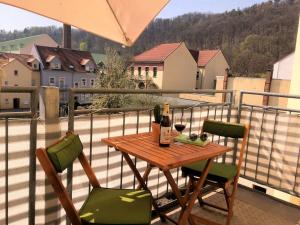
80,188,152,225
203,120,245,138
47,134,83,172
182,161,237,183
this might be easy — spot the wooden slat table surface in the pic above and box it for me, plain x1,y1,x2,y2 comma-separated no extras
102,132,231,171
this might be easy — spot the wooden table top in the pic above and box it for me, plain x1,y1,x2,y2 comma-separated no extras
102,132,231,171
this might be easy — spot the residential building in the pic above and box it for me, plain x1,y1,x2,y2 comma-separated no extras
132,42,197,90
0,34,58,54
32,45,97,103
288,16,300,109
273,52,294,80
92,53,106,68
190,49,229,89
0,53,40,109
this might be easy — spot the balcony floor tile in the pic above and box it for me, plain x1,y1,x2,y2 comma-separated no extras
153,187,300,225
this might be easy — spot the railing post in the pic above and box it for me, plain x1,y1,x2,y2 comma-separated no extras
232,91,244,164
67,89,75,225
38,86,61,224
28,88,38,225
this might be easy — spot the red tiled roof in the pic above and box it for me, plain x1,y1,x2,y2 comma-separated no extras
36,45,96,73
134,43,182,63
198,50,220,67
0,52,36,70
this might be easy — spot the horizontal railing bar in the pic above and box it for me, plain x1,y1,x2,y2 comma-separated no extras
64,88,233,94
74,102,231,115
240,175,300,198
0,112,32,118
241,103,300,113
241,90,300,99
0,86,37,93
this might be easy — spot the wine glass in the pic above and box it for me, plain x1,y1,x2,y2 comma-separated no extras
174,115,187,134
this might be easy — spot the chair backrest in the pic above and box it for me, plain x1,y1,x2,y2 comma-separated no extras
36,133,100,225
202,120,249,175
47,133,83,172
202,120,245,138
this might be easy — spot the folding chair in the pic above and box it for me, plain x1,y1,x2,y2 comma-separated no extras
181,120,249,225
36,132,152,225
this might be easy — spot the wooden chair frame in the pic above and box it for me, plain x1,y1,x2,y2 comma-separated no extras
187,122,249,225
36,133,100,225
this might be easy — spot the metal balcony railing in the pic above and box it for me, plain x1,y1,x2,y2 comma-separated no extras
0,86,299,225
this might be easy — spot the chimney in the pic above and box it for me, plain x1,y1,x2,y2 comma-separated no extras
63,24,71,49
263,68,273,106
222,68,230,102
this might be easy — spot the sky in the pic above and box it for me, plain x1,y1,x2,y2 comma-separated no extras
0,0,268,31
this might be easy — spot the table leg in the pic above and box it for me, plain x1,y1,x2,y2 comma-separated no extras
179,158,214,225
164,158,214,225
163,171,196,225
121,152,166,222
137,164,153,190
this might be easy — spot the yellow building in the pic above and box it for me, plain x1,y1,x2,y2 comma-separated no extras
190,49,229,89
131,42,197,90
0,53,40,109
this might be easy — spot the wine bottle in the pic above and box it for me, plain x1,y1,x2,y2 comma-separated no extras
159,103,171,147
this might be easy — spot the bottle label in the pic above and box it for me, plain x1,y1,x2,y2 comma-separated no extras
160,126,171,144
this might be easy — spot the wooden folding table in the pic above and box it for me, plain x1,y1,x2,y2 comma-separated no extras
102,132,231,225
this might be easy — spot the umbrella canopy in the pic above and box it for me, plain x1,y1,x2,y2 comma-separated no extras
0,0,169,46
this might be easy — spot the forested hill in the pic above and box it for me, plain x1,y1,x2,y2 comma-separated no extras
0,0,299,75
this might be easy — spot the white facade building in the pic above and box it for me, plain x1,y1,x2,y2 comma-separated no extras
273,52,294,80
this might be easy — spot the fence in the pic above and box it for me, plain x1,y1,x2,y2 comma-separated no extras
0,87,300,225
0,86,38,225
237,91,300,196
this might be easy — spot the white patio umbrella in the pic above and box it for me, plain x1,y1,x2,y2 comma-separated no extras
0,0,169,46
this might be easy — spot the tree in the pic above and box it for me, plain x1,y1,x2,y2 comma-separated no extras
79,41,88,51
92,47,135,108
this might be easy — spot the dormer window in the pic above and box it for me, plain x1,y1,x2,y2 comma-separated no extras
52,63,61,70
27,58,39,71
85,65,95,72
46,55,61,70
80,58,94,72
33,63,38,70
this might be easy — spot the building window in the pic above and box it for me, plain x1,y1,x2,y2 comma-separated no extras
4,81,8,86
145,67,149,77
51,62,61,70
81,78,87,86
213,79,217,89
153,67,157,78
130,66,134,77
49,77,55,86
59,77,65,88
14,70,18,76
85,65,94,72
85,94,91,100
138,67,142,77
31,79,36,86
5,98,9,104
74,82,79,88
90,79,95,87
